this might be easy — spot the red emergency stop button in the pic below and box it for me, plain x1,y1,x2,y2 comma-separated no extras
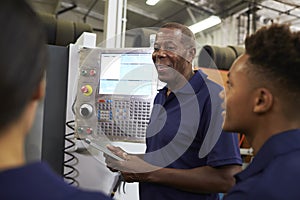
81,85,93,96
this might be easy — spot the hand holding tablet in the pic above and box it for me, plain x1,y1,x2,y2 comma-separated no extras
84,138,124,161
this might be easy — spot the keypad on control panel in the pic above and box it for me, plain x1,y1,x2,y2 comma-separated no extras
96,97,152,142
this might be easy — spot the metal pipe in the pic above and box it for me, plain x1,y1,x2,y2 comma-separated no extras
243,0,300,19
272,0,300,8
56,3,77,16
186,7,197,24
122,0,127,48
83,0,99,23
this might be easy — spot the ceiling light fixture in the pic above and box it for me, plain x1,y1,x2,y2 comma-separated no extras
146,0,160,6
189,15,221,34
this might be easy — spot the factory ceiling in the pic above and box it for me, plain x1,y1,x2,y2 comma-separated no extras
28,0,300,33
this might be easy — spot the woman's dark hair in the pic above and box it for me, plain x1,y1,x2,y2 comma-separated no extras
245,23,300,94
0,0,47,129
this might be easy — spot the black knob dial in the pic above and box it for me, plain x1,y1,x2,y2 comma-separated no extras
80,104,93,118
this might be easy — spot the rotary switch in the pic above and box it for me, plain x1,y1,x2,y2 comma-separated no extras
79,103,93,118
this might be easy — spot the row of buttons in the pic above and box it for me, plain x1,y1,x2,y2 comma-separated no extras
98,99,113,103
98,104,112,109
81,69,96,76
77,127,93,134
98,110,112,120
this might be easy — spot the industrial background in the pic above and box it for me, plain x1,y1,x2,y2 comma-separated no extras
28,0,300,46
25,1,300,200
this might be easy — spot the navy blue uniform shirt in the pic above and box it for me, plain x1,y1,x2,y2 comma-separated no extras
140,70,242,200
0,162,111,200
224,129,300,200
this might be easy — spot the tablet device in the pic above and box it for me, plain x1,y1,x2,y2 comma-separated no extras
84,138,124,161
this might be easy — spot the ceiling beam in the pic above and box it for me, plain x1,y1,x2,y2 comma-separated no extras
60,2,105,21
126,3,160,21
170,0,214,15
245,0,300,19
53,0,61,14
186,7,197,23
272,0,300,8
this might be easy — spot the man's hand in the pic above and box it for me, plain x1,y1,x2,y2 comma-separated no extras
104,145,159,182
104,145,127,173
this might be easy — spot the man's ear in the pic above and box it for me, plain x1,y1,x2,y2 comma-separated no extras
253,88,273,114
32,79,46,101
188,47,196,62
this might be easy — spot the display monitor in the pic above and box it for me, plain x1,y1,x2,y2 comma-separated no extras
99,52,155,96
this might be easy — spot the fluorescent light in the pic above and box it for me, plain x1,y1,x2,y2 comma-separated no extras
146,0,160,6
189,15,221,33
290,25,300,32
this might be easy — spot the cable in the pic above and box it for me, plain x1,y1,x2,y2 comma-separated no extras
64,120,79,186
65,120,128,195
239,134,245,147
110,173,126,198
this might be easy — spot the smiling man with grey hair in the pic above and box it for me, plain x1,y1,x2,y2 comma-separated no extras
105,22,242,200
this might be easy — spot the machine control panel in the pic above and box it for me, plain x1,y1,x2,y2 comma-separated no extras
74,47,159,143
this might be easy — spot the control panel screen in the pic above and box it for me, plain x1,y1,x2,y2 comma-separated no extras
99,53,154,96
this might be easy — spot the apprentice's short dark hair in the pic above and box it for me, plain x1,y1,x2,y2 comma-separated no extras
0,0,47,130
245,23,300,95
